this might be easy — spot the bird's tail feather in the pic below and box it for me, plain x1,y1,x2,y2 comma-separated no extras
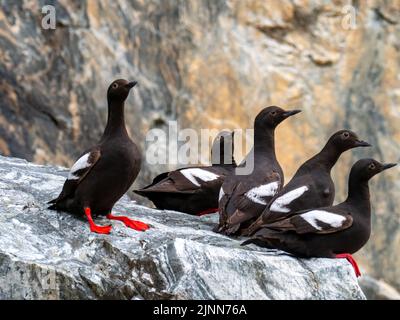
241,238,255,246
47,198,61,210
47,203,57,210
133,189,148,196
47,198,57,205
241,237,275,249
242,218,263,237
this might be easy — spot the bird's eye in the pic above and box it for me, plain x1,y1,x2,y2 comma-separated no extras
270,111,277,116
342,132,350,139
368,163,376,170
112,83,118,89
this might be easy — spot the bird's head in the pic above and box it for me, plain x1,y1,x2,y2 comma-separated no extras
328,130,371,152
351,158,397,181
255,106,301,130
107,79,137,103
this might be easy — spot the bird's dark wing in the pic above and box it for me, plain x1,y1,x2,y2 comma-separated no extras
171,168,222,192
217,173,282,235
48,147,101,204
216,177,239,232
227,179,281,223
245,184,312,233
136,167,222,195
254,175,335,230
151,171,170,185
263,209,353,235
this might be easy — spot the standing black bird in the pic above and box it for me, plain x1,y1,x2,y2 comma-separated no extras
216,106,301,235
242,159,397,277
48,79,148,234
134,131,236,215
244,130,371,236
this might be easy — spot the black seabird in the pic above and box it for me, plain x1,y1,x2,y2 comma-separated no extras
244,130,371,235
48,79,148,234
242,159,397,277
134,131,236,215
216,106,301,235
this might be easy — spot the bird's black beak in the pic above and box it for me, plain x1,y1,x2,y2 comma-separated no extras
125,81,138,89
283,109,302,118
382,163,397,171
355,140,371,147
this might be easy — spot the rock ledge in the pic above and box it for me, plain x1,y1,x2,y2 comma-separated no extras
0,156,365,300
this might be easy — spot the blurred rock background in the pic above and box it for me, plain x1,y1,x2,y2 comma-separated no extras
0,0,399,295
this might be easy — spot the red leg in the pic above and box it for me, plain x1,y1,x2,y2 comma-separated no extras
84,207,112,234
197,208,219,216
335,253,361,277
106,213,149,232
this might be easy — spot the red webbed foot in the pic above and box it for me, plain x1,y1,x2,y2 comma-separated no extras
106,213,150,232
197,208,219,216
335,253,361,277
84,207,112,234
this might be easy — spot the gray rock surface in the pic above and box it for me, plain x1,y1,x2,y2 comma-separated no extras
358,276,400,300
0,155,365,300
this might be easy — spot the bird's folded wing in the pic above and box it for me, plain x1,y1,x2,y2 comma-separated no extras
169,168,221,192
264,209,353,235
268,185,310,214
137,167,221,194
150,172,170,185
217,180,239,228
49,147,101,204
67,147,101,184
227,180,281,225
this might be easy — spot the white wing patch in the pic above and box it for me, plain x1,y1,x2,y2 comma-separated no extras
301,210,346,231
245,181,280,205
180,168,219,187
270,186,309,213
68,153,91,180
219,187,225,201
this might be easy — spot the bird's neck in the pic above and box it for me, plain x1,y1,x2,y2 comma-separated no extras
345,176,371,212
212,153,236,166
308,143,342,171
253,128,276,160
101,99,129,140
211,140,236,166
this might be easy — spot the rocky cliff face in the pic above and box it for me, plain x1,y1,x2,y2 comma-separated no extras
0,155,365,299
0,0,399,290
359,276,400,300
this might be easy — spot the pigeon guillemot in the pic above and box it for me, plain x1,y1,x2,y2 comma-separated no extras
134,131,236,215
216,106,301,235
242,159,397,277
48,79,149,234
244,130,371,236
